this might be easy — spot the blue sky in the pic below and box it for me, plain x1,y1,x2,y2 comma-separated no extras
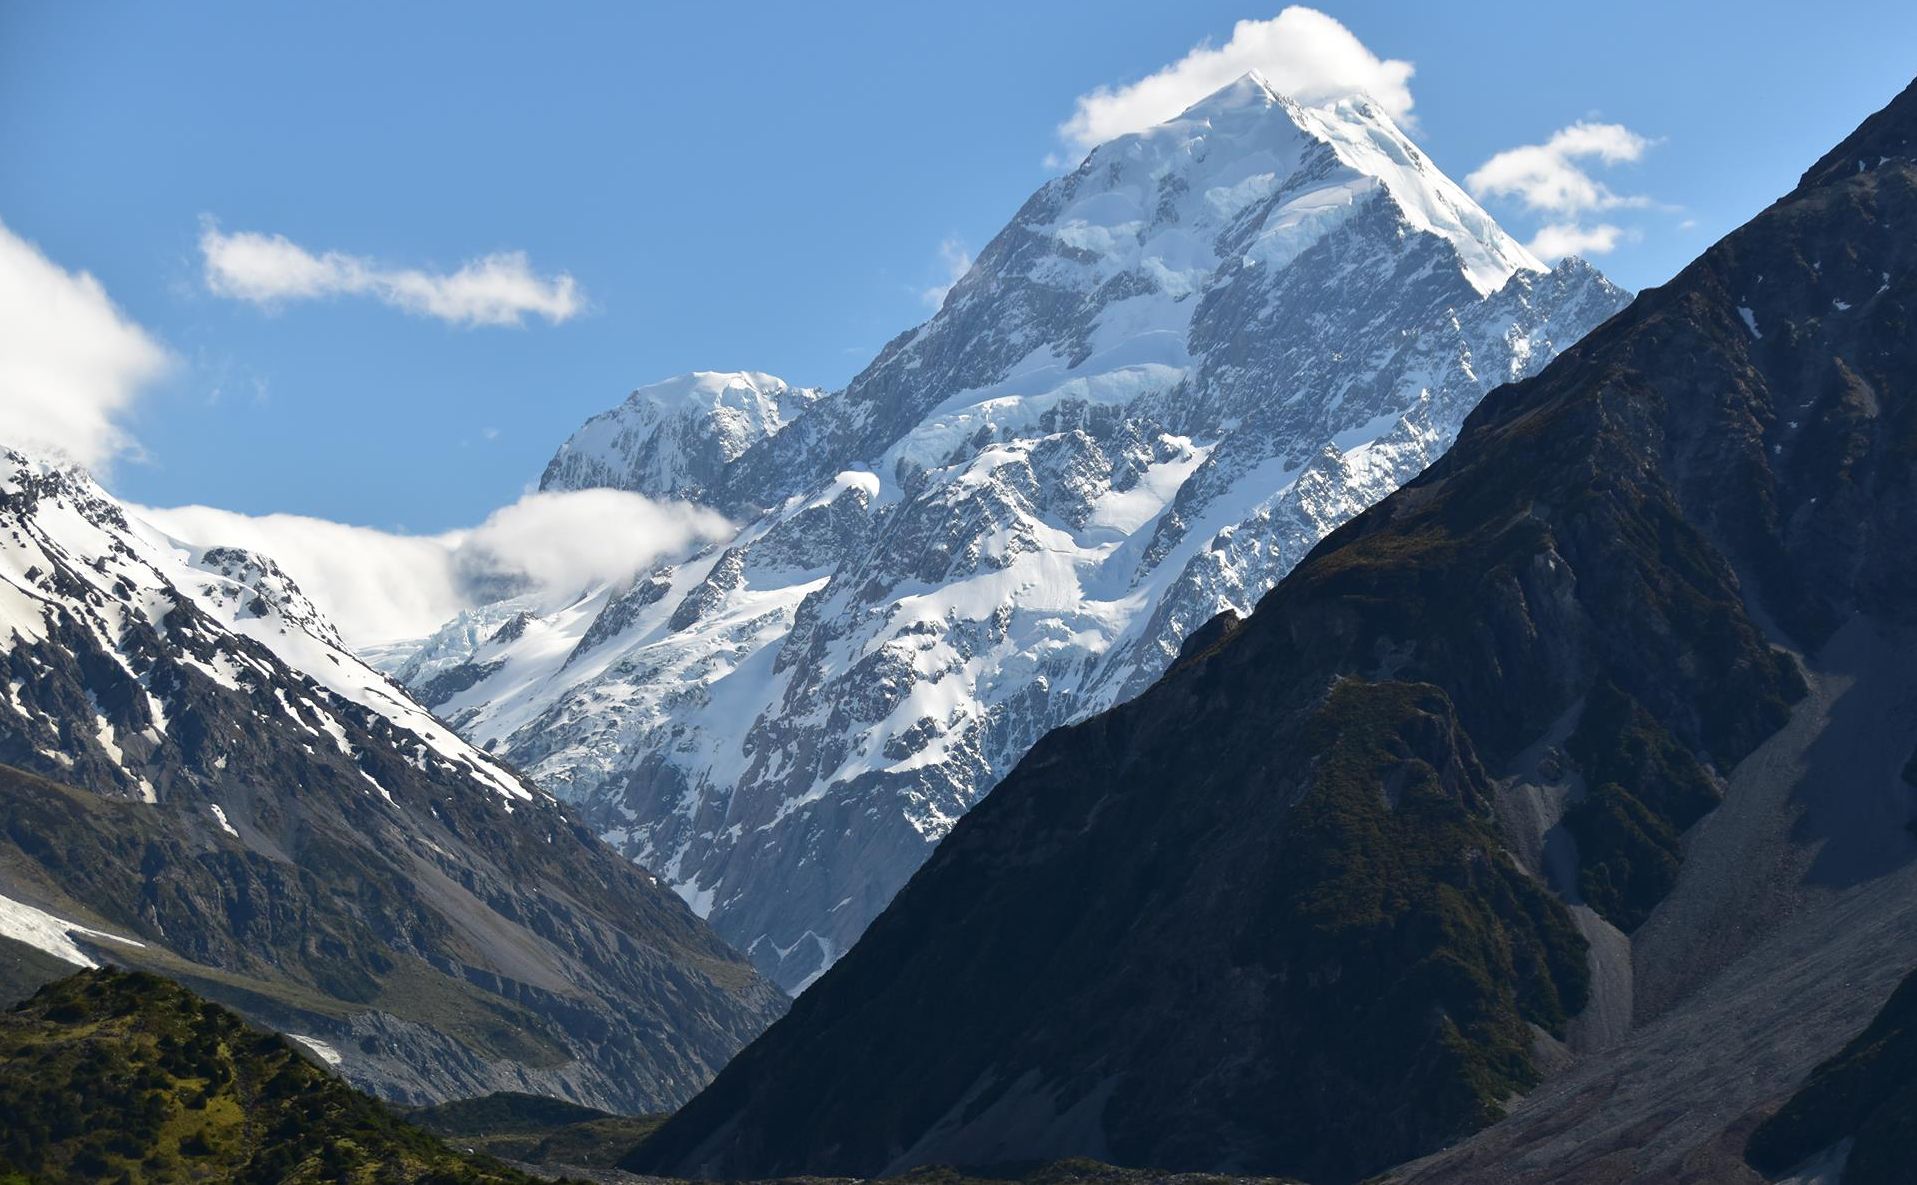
5,0,1915,530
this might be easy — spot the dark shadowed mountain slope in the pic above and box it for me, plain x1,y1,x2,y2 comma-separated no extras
1744,961,1917,1185
0,456,785,1111
628,78,1917,1185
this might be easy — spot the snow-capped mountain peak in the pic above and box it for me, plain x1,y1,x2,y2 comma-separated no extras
541,369,825,502
1142,70,1543,295
396,75,1632,992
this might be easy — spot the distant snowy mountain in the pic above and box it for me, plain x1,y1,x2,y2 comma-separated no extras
0,450,783,1107
540,371,825,503
401,72,1631,992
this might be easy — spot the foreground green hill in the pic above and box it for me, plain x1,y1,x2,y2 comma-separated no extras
0,968,552,1185
409,1090,665,1170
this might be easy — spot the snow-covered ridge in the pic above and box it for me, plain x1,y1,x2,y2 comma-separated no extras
0,450,534,806
395,73,1632,992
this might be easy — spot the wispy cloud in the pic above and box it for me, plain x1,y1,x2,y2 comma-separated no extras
199,219,583,327
0,217,170,471
1526,222,1634,260
1466,122,1659,260
141,488,734,646
1056,7,1415,159
920,238,974,310
1466,123,1652,215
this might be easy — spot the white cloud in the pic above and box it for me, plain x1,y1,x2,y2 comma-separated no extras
1526,222,1629,260
140,489,733,646
199,220,583,327
0,218,170,470
451,488,732,600
1057,7,1415,155
141,505,468,645
1467,122,1657,260
1465,122,1652,216
920,238,973,309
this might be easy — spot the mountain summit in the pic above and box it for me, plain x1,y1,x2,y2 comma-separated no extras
1161,70,1544,294
540,371,825,502
402,74,1628,991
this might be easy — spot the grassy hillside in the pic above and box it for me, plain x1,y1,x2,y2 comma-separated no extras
0,968,557,1184
410,1091,665,1170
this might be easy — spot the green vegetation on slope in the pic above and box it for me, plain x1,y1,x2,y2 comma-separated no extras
410,1091,665,1170
1245,679,1590,1158
1746,965,1917,1184
1560,681,1724,930
0,968,555,1185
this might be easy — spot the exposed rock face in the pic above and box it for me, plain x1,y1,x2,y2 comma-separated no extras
0,453,786,1112
628,78,1917,1184
410,73,1628,991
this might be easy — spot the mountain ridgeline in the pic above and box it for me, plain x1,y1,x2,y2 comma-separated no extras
395,74,1628,993
628,78,1917,1184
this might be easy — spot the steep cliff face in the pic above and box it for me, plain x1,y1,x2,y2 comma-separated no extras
0,453,786,1111
628,78,1917,1184
411,73,1628,991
